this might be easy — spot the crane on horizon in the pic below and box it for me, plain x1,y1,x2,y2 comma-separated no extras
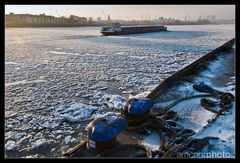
101,11,111,26
185,14,188,22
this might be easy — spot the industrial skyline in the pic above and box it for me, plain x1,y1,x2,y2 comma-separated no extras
5,5,235,21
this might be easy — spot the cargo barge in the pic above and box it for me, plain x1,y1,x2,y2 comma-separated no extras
101,23,167,36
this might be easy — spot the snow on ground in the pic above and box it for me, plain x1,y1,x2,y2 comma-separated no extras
193,104,235,158
5,25,235,157
154,49,235,158
142,131,160,151
172,98,216,132
193,66,235,158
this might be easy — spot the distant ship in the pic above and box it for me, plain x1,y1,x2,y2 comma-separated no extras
100,23,167,36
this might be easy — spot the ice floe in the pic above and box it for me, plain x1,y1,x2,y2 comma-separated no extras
49,51,80,56
54,102,100,123
5,80,47,86
5,141,16,151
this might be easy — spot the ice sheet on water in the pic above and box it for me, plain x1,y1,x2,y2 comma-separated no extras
103,94,126,110
55,102,101,123
5,79,47,86
5,62,18,65
93,112,120,121
49,51,79,56
130,91,151,99
130,56,148,59
5,132,26,141
33,64,46,69
33,139,47,148
64,136,77,145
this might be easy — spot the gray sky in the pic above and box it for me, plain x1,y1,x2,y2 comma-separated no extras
5,5,235,21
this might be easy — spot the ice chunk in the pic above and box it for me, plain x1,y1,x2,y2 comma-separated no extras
64,136,73,145
33,138,47,148
5,80,47,86
5,62,18,65
93,112,120,121
23,114,33,123
56,135,62,139
49,51,79,56
5,141,16,151
103,94,126,110
55,102,100,123
34,132,43,140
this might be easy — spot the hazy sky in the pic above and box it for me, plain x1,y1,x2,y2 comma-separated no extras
5,5,235,21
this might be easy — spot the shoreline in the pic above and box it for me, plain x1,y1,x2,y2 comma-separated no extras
5,24,104,28
5,23,234,28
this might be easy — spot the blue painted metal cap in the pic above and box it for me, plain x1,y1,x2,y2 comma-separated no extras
87,116,128,142
123,98,154,116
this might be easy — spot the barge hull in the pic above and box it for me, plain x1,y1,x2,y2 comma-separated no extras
101,26,167,36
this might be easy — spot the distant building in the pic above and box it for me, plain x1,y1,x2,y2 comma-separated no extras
107,15,111,25
97,17,101,23
69,15,87,24
211,15,216,23
88,17,94,24
207,15,211,21
79,17,88,24
5,13,89,26
207,15,216,23
70,15,80,21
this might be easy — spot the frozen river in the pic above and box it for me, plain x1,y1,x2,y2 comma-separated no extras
5,25,235,158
